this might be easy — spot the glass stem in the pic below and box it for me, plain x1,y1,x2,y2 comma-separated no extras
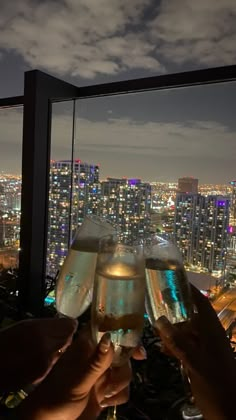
179,361,194,404
106,405,117,420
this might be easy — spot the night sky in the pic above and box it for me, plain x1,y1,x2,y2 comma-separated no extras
1,0,236,183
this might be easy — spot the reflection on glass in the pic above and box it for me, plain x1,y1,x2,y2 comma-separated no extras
144,236,202,419
91,235,145,366
56,215,115,318
0,107,23,270
47,101,74,277
48,82,236,301
145,236,192,325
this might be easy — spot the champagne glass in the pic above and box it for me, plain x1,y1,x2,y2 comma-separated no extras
144,235,203,419
56,215,115,319
91,235,146,419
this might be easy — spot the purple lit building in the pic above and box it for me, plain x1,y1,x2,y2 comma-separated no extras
174,194,230,273
229,180,236,226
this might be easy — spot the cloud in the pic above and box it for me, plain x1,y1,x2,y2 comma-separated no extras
50,114,236,161
1,107,234,160
150,0,236,67
0,107,23,173
1,107,236,181
1,0,235,80
0,0,163,78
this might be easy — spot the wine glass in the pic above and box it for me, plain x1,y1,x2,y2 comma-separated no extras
91,235,146,419
144,235,203,420
56,215,115,319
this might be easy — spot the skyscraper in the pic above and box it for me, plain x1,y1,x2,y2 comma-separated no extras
47,159,100,276
174,193,229,273
178,177,198,194
100,177,151,242
229,180,236,226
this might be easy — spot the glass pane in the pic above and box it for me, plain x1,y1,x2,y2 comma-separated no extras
48,81,236,294
0,106,23,271
74,82,236,286
47,101,74,279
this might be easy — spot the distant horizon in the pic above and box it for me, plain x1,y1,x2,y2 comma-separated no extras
0,170,234,187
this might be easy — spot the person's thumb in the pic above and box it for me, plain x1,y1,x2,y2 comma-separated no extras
77,333,114,396
154,316,192,367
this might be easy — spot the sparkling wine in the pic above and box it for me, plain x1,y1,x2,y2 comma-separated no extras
56,238,99,318
92,262,145,366
145,258,192,324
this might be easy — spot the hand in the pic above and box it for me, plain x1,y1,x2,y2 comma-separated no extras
0,317,77,392
19,329,115,419
155,285,236,420
80,346,147,420
19,328,146,420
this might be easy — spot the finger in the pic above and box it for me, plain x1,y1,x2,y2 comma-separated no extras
24,333,114,419
103,361,132,399
160,342,175,357
76,333,114,396
190,285,218,320
44,333,75,356
132,346,147,360
154,316,194,368
32,337,74,386
30,319,78,385
43,317,78,335
23,317,78,338
100,386,130,408
44,318,78,348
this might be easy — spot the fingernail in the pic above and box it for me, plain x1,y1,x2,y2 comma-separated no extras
98,333,111,354
155,315,170,329
100,400,108,408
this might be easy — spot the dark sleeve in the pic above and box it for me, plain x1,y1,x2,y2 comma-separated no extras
0,407,19,419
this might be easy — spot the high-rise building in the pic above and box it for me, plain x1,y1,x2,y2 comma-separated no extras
0,178,21,212
100,177,151,242
47,160,100,276
174,193,229,273
178,177,198,194
229,180,236,226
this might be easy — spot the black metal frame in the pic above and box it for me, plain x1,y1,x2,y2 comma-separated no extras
18,71,79,316
2,64,236,316
78,64,236,98
0,96,24,108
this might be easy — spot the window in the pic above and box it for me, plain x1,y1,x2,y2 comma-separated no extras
0,105,23,270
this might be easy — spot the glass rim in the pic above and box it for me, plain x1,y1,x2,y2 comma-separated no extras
144,235,183,262
98,233,144,249
83,214,116,229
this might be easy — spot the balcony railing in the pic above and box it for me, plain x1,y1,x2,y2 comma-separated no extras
1,65,236,316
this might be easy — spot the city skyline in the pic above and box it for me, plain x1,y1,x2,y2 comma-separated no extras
1,165,236,279
0,169,236,187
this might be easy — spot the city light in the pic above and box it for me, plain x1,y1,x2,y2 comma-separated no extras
1,170,236,295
